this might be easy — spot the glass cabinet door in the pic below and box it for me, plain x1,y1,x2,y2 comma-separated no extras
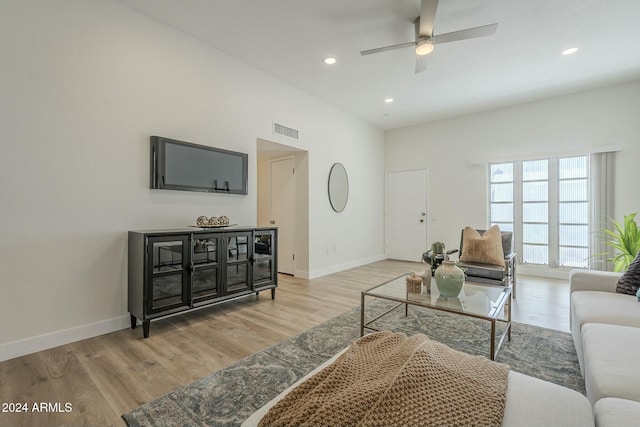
191,235,221,305
225,231,251,295
147,236,189,314
253,230,276,287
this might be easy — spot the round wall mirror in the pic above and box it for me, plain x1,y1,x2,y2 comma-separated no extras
328,163,349,212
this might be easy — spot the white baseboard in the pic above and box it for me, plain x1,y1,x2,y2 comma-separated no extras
293,269,310,279
308,254,387,279
0,315,131,362
1,256,390,362
517,264,571,281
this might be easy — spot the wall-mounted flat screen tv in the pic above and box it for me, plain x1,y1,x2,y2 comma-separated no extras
150,136,248,195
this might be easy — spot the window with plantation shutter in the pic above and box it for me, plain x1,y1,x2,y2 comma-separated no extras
489,155,590,268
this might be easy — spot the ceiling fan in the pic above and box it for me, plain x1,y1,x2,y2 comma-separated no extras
360,0,498,73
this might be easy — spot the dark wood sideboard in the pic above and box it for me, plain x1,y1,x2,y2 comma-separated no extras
128,226,277,338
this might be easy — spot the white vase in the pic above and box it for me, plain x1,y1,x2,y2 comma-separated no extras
416,269,432,293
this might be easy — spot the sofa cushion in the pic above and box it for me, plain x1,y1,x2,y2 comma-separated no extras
571,291,640,329
594,398,640,427
460,261,505,281
616,251,640,295
570,291,640,373
503,372,593,427
582,323,640,405
460,225,505,266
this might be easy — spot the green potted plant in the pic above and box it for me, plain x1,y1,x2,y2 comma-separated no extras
602,213,640,272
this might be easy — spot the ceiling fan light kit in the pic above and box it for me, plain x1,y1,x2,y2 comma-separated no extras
415,39,434,56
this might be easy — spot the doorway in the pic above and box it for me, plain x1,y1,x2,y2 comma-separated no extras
386,169,428,261
269,157,296,275
256,138,308,277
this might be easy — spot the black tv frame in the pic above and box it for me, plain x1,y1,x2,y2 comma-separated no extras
150,136,248,195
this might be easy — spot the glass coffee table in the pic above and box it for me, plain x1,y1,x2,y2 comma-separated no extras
360,274,512,360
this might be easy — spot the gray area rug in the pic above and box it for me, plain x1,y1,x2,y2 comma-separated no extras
122,302,584,427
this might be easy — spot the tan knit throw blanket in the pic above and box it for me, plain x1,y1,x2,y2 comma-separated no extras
258,331,509,427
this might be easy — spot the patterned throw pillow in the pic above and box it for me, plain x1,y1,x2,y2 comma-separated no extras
616,251,640,295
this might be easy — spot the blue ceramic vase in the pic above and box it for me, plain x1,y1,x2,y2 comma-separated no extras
434,260,465,297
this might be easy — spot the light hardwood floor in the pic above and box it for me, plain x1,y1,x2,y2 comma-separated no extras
0,260,570,427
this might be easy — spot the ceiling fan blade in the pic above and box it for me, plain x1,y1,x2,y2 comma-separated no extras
360,41,417,56
415,55,428,73
433,23,498,45
419,0,438,37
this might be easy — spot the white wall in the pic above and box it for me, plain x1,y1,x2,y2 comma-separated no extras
307,120,387,277
385,80,640,264
0,0,385,359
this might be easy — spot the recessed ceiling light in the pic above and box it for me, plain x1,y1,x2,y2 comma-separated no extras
323,57,337,65
562,47,578,55
384,98,394,103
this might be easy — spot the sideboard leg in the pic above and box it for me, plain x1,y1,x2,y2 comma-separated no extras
271,288,276,300
143,320,150,338
130,314,137,329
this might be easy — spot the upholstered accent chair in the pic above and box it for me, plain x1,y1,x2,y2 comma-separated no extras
458,228,517,298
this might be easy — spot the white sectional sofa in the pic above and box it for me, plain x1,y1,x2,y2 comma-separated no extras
570,269,640,427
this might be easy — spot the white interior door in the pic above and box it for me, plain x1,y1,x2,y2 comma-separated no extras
270,157,296,275
386,169,428,261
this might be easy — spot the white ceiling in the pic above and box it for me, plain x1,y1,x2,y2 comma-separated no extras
117,0,640,130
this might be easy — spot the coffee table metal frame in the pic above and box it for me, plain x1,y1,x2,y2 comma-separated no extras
360,273,512,360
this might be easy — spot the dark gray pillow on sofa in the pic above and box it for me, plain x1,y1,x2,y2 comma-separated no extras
616,251,640,295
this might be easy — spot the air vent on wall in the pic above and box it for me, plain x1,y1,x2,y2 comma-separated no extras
273,122,300,140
